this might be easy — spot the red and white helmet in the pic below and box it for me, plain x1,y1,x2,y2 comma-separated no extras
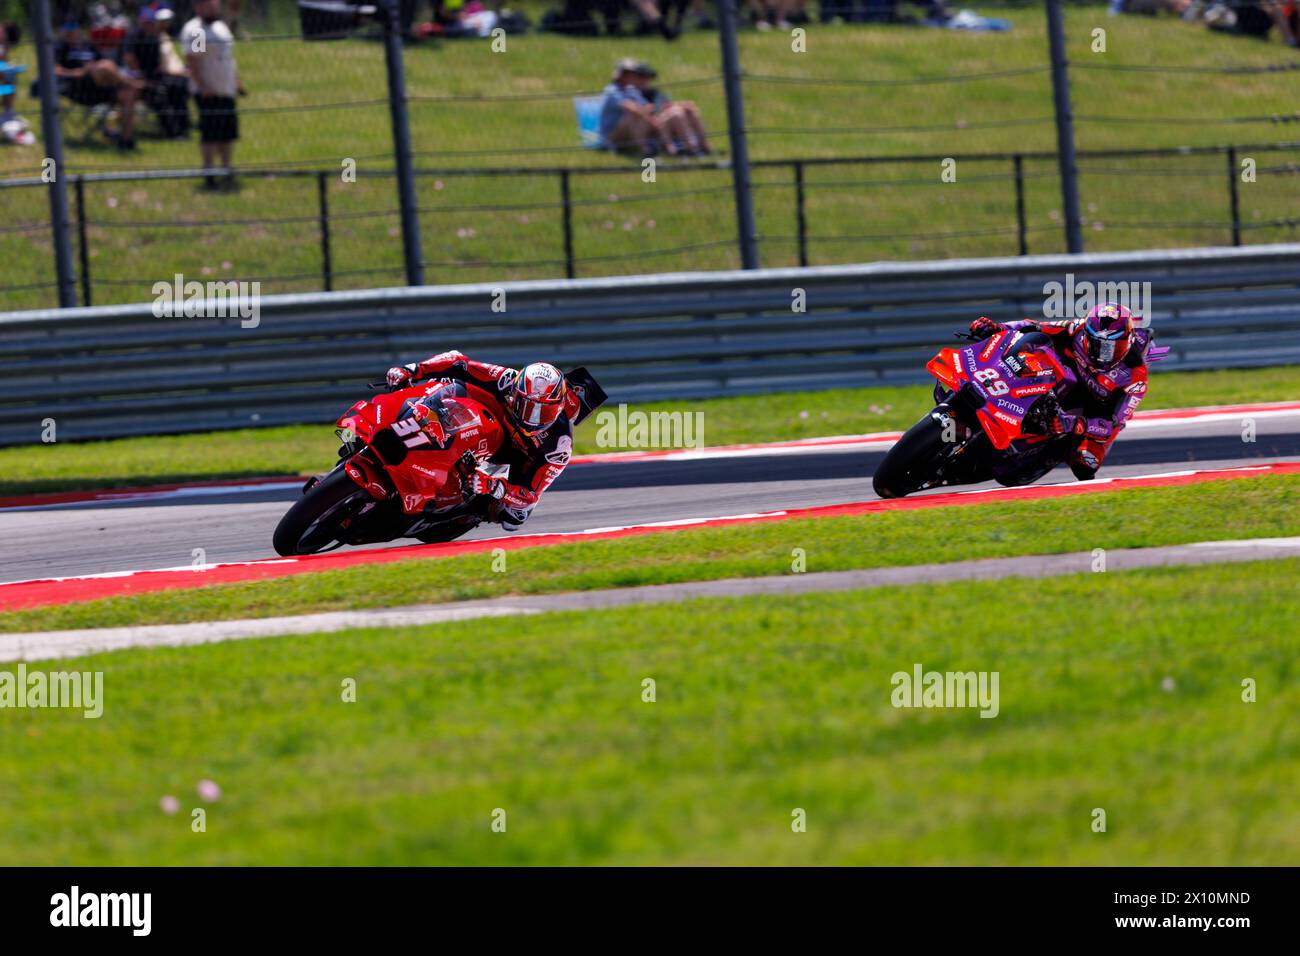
507,362,567,434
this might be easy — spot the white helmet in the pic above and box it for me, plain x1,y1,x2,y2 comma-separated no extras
507,362,567,435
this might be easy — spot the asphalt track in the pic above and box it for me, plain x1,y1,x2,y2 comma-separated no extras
1,406,1298,586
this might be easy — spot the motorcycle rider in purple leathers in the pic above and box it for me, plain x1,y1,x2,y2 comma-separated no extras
967,302,1159,484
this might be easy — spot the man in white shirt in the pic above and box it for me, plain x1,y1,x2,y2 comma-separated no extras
180,0,242,189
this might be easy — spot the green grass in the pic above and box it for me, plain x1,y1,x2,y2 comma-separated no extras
1,363,1295,496
1,559,1295,865
3,471,1297,632
4,6,1300,309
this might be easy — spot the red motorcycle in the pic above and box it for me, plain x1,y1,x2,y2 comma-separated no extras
273,368,606,556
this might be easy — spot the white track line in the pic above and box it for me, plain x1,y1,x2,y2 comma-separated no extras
3,536,1298,663
0,462,1284,590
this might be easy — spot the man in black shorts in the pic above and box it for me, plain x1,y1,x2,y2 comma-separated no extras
181,0,243,189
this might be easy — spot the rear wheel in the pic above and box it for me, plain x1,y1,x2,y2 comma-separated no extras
273,469,372,556
873,411,954,499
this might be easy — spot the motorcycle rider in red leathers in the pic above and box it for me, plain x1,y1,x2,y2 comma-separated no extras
385,351,579,530
968,302,1151,481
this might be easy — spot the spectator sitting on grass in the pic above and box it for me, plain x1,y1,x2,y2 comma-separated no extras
599,58,710,157
639,65,711,155
598,58,660,156
53,19,145,150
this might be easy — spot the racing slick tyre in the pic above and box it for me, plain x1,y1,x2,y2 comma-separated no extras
273,468,371,556
872,411,951,499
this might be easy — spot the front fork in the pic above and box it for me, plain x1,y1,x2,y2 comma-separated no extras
927,394,991,487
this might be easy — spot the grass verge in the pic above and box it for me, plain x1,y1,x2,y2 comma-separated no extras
1,363,1296,497
1,559,1295,865
2,471,1297,632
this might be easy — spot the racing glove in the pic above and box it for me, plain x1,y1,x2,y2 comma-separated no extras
467,471,506,501
386,363,418,387
1049,410,1086,437
969,316,1002,340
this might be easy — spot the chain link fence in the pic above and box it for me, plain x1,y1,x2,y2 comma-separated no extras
2,0,1298,311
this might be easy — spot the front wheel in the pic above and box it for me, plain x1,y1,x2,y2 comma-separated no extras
873,411,954,499
273,468,372,556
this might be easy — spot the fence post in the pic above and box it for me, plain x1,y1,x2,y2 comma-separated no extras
381,0,424,286
317,172,334,292
717,0,759,270
794,161,808,267
560,169,575,279
31,0,78,307
1045,0,1083,254
73,176,91,306
1013,154,1028,256
1226,146,1241,247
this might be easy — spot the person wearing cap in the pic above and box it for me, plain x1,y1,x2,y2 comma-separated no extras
124,7,163,83
52,19,145,150
125,5,189,138
598,59,651,154
631,62,710,156
598,59,672,157
154,8,189,77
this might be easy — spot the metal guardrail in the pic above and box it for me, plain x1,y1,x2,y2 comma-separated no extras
2,242,1299,446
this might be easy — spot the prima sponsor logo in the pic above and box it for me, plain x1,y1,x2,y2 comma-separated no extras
594,403,704,450
50,886,151,936
151,273,261,328
890,663,999,718
0,663,103,719
1042,273,1151,325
